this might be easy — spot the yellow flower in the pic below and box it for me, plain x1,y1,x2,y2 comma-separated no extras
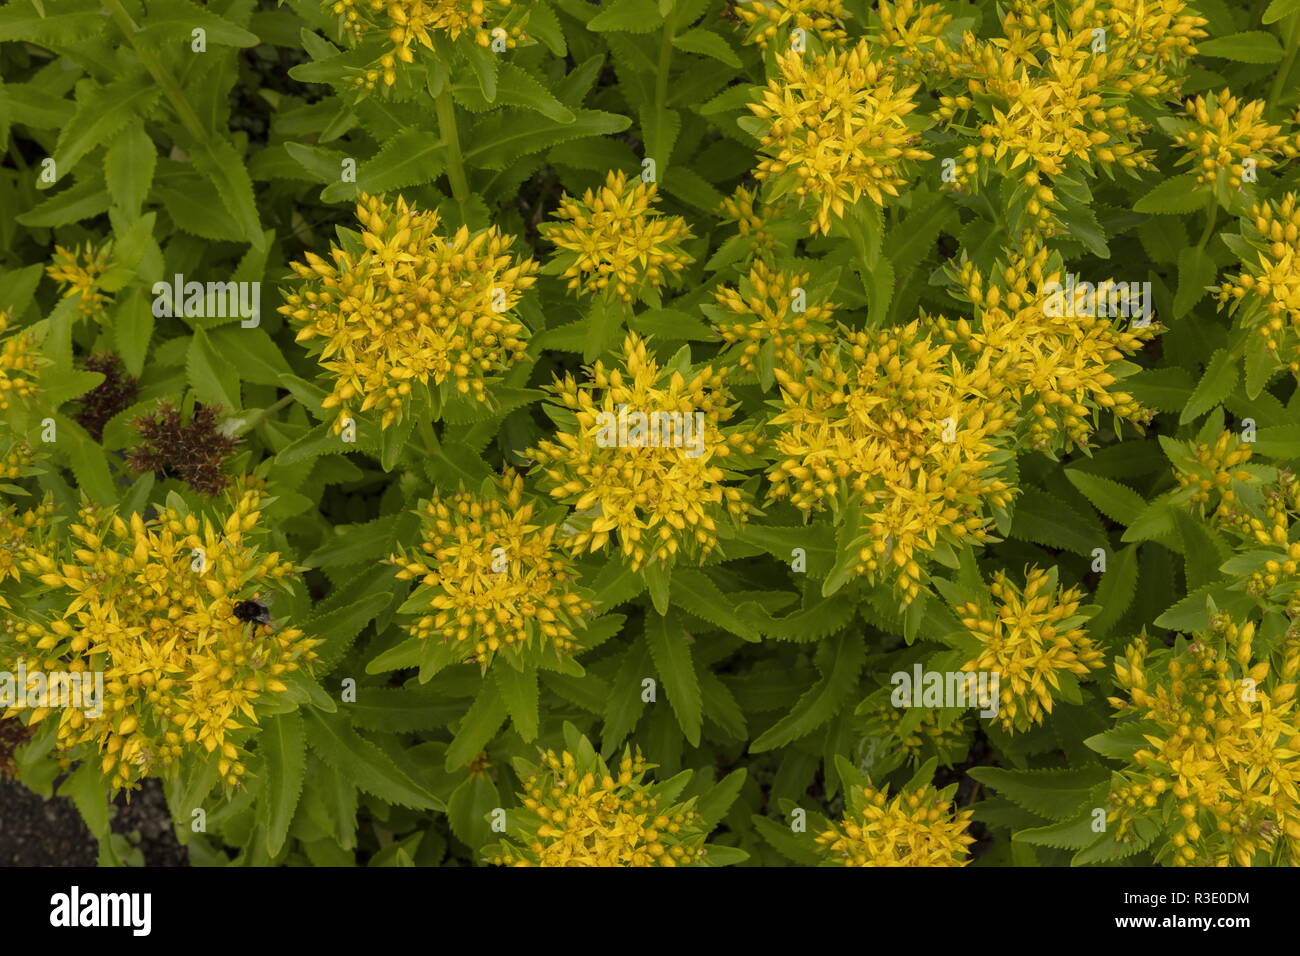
957,566,1103,733
527,332,752,571
816,783,974,866
873,0,963,81
0,493,54,589
1171,429,1256,528
735,0,848,50
1,485,318,793
388,470,592,669
1108,618,1300,866
541,170,694,304
488,743,711,866
707,261,834,376
945,239,1159,452
0,441,35,484
329,0,527,90
748,40,931,235
1218,193,1300,376
717,185,784,263
0,310,43,413
940,0,1205,235
46,242,113,317
766,322,1013,602
280,192,537,432
1175,89,1300,189
864,695,969,763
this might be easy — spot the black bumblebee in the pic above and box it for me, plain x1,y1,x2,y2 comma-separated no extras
232,595,273,637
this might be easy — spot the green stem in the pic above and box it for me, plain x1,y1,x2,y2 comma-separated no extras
654,3,677,119
1269,12,1300,116
646,0,676,180
1196,203,1219,252
233,394,295,436
416,416,437,457
435,87,469,219
102,0,208,145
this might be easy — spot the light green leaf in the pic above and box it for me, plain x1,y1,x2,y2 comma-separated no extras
645,612,703,746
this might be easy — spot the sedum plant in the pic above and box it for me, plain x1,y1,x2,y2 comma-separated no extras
1,0,1300,871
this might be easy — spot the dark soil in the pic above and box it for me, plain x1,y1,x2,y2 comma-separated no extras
0,777,190,867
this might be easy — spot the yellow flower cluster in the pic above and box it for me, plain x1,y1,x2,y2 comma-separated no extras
0,494,54,596
0,441,34,483
748,41,931,235
330,0,526,89
1172,429,1255,527
0,310,42,414
946,240,1158,452
717,185,783,263
488,745,710,866
388,470,592,669
957,566,1103,732
3,488,318,792
708,262,834,374
866,697,969,763
767,322,1013,602
1108,618,1300,866
1175,89,1300,189
815,783,974,866
541,170,694,304
938,0,1205,236
1218,193,1300,375
873,0,962,81
46,242,113,317
528,333,752,571
735,0,848,50
281,192,537,432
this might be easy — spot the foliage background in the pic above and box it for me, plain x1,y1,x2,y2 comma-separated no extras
2,0,1300,867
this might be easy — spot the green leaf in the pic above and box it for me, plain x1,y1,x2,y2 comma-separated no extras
1264,0,1300,24
588,0,663,32
472,63,574,122
445,682,509,770
493,664,540,742
1197,32,1284,62
1064,470,1146,525
305,591,393,670
303,709,440,810
466,108,631,170
672,28,740,67
967,766,1107,821
749,632,865,752
1180,348,1237,424
1133,175,1209,214
104,120,156,218
59,416,117,506
258,712,307,857
602,641,651,754
1173,246,1216,319
645,612,703,746
208,327,294,387
56,76,160,175
1173,509,1229,591
1009,487,1105,556
321,129,445,202
1088,544,1138,638
670,568,760,641
187,329,241,412
188,139,265,249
